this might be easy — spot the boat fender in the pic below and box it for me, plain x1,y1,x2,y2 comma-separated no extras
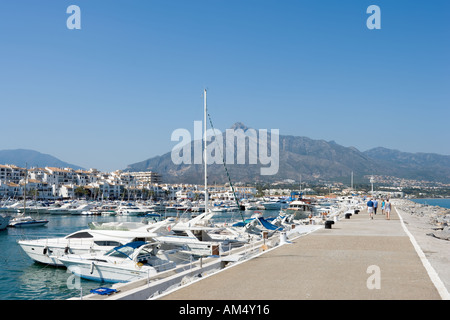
90,262,95,274
64,246,70,254
43,246,48,255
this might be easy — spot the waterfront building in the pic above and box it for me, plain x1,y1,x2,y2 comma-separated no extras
176,189,194,200
0,164,26,184
19,178,53,199
127,171,162,185
44,167,76,186
0,181,20,198
59,184,75,199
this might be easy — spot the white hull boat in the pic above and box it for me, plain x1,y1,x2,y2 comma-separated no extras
9,216,48,228
117,206,148,216
260,200,289,210
47,202,81,215
18,219,172,266
60,241,177,283
284,200,314,220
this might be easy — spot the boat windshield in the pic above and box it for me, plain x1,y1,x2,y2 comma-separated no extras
107,246,135,259
105,241,146,260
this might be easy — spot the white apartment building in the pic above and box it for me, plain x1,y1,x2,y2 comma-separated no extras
59,185,75,199
128,171,162,185
94,182,124,200
0,181,20,198
176,189,194,200
44,167,76,186
21,179,53,199
0,164,26,183
0,163,173,201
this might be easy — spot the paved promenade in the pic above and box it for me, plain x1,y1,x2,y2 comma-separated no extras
158,207,443,300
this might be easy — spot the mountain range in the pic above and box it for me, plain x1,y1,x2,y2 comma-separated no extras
2,125,449,186
0,149,84,170
126,122,450,185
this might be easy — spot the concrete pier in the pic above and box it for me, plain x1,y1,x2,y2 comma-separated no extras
157,207,444,300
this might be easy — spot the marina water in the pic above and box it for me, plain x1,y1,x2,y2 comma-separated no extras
0,210,275,300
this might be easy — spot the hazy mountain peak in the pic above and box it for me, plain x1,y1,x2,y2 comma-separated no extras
0,149,84,170
229,122,250,131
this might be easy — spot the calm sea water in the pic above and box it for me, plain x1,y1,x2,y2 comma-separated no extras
0,213,122,300
410,198,450,209
0,210,273,300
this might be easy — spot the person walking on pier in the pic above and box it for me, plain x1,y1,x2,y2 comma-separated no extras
373,198,378,215
367,198,374,220
385,199,391,220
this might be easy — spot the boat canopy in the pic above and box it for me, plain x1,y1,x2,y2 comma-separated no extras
258,217,283,231
114,241,146,250
106,241,147,260
231,217,283,231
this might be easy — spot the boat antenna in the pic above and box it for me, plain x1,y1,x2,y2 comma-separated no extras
204,89,208,215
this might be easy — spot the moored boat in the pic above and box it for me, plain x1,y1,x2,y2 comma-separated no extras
284,200,314,219
17,218,173,266
9,215,48,228
59,241,177,283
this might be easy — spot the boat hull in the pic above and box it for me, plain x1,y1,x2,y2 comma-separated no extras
47,210,70,215
10,220,49,228
18,239,123,266
62,259,154,283
261,202,289,210
118,210,146,216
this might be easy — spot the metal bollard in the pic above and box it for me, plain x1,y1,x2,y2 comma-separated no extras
325,220,334,229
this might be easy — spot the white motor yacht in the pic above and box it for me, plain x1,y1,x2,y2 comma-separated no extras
260,198,289,210
59,241,177,283
155,210,251,256
284,200,314,219
68,203,96,215
117,205,148,216
17,219,172,266
47,202,80,215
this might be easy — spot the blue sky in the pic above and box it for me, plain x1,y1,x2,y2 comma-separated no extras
0,1,449,171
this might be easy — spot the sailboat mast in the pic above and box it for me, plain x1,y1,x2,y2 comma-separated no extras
204,89,208,213
351,171,354,190
24,163,27,215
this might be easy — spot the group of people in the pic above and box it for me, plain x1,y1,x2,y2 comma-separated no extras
366,198,391,220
